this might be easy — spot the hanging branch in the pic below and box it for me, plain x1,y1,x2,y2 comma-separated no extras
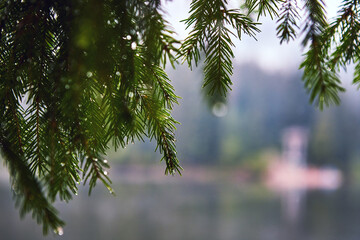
181,0,259,103
276,0,300,44
300,0,345,109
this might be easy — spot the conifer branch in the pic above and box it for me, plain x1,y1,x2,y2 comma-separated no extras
300,0,345,109
326,0,360,70
140,92,181,175
12,104,24,153
181,0,259,102
244,0,282,20
133,52,181,174
35,99,41,174
353,57,360,88
0,128,64,235
276,0,300,44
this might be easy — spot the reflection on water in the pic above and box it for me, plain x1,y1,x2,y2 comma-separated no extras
1,167,360,240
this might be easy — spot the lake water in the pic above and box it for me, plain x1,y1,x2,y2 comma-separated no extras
1,166,360,240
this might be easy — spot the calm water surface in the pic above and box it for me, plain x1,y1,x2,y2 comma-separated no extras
1,170,360,240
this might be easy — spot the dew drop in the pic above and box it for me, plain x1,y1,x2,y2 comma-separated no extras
131,42,137,50
104,171,108,176
94,158,98,162
128,92,134,98
60,162,65,167
114,19,119,24
54,227,63,236
212,102,228,117
115,71,120,76
103,159,108,163
126,35,131,40
86,71,93,78
107,20,111,25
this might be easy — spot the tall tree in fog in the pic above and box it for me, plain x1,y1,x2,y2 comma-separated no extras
0,0,359,234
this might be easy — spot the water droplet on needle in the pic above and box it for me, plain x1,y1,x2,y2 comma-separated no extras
54,227,63,236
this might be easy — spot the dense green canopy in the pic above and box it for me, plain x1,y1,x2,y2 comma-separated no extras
0,0,359,235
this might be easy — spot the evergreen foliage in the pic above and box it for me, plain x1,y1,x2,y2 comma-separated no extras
0,0,359,235
180,0,259,103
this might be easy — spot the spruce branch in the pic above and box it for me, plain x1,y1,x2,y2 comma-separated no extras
326,0,360,70
132,1,180,68
0,128,64,235
180,0,213,67
244,0,283,20
276,0,300,44
181,0,259,101
134,52,181,175
353,57,360,88
299,0,345,109
301,0,328,47
300,37,345,110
